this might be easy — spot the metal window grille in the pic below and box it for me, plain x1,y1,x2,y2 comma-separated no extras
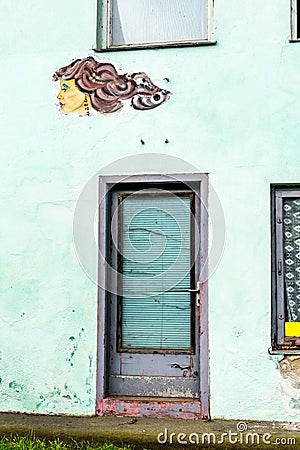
271,186,300,353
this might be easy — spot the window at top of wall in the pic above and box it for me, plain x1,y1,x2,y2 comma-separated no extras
96,0,215,51
291,0,300,41
270,186,300,354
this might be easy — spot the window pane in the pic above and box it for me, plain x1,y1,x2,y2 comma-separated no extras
283,198,300,323
120,194,192,349
122,293,191,349
111,0,208,46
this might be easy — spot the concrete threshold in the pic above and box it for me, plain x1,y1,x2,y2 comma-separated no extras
0,413,299,449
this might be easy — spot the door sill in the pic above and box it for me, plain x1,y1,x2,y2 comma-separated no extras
96,396,209,420
104,395,199,402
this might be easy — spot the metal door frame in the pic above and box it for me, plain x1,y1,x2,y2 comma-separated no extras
96,173,209,419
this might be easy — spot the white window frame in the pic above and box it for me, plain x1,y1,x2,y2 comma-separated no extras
96,0,215,51
291,0,300,41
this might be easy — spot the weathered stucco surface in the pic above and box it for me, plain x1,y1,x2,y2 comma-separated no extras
1,0,300,419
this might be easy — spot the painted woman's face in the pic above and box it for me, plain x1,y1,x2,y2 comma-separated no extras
57,79,86,114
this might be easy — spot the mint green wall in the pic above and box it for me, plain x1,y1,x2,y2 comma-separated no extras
1,0,300,419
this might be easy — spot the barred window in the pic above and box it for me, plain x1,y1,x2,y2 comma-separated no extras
271,186,300,353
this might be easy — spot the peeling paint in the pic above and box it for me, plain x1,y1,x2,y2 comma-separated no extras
36,395,46,409
8,381,24,393
97,398,203,420
67,341,78,367
79,328,85,338
279,356,300,415
35,377,93,412
289,397,300,409
279,356,300,380
85,355,93,396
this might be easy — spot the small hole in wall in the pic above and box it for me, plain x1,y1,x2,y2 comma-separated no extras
123,407,127,412
179,408,183,412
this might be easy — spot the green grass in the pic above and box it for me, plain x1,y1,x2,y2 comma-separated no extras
0,434,137,450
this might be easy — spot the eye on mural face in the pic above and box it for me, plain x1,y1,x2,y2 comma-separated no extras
57,79,87,114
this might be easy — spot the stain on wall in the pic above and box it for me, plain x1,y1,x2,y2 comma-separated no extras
279,356,300,380
53,56,171,116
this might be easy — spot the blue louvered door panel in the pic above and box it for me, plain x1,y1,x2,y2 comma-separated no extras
120,194,192,350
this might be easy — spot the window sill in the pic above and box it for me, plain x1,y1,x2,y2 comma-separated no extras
268,347,300,355
94,40,217,53
289,39,300,43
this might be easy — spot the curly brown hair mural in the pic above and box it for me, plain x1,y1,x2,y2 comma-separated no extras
53,56,171,116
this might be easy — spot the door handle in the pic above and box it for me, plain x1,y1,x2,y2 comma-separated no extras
278,258,282,276
165,282,202,306
188,283,201,307
195,281,201,307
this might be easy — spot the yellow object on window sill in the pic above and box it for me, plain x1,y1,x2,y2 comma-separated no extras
285,322,300,337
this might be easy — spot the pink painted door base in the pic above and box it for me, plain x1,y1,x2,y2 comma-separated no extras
96,397,209,420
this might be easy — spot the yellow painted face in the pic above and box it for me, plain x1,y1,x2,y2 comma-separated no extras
57,79,86,114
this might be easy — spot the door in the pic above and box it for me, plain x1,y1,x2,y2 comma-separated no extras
103,178,206,399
